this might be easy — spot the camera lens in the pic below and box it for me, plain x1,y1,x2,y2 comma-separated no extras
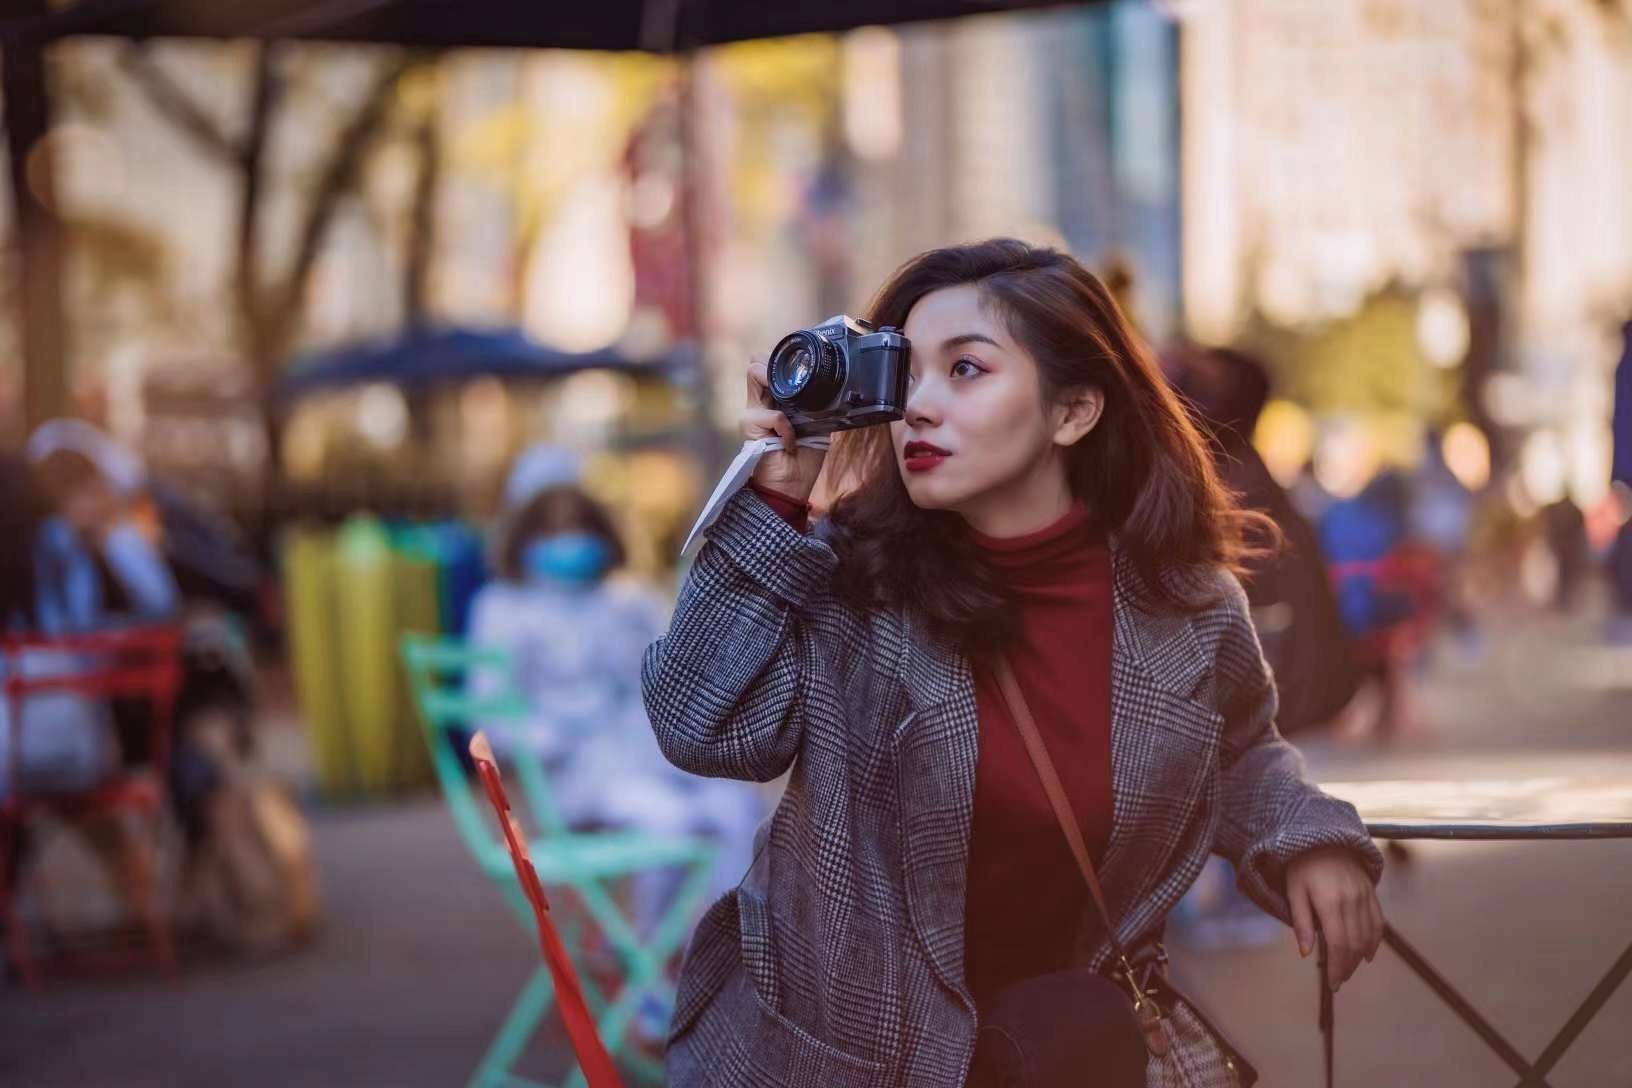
783,346,816,389
768,330,843,408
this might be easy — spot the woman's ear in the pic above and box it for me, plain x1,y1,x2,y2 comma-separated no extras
1053,386,1105,447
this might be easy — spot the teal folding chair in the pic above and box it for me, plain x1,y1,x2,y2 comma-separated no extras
401,634,716,1088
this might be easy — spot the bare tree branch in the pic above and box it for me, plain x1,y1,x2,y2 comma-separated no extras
119,45,241,164
264,53,422,355
238,44,280,348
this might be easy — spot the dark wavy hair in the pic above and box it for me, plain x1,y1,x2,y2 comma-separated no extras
825,239,1277,652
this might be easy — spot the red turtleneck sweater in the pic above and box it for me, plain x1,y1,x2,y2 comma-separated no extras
962,500,1114,1006
746,484,1116,1008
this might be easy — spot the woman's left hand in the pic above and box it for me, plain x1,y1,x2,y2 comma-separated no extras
1285,846,1384,992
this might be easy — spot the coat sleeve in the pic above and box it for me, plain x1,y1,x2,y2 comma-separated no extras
642,488,852,783
1209,572,1384,922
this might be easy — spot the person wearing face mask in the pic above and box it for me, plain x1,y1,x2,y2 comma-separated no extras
466,446,766,927
645,241,1387,1088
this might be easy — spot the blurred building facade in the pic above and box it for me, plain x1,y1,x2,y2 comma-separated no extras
1178,0,1632,512
7,0,1628,528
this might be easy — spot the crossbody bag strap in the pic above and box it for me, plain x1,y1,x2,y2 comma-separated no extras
991,653,1130,968
992,653,1179,1059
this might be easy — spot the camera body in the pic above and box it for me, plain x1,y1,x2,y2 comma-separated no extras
766,315,910,437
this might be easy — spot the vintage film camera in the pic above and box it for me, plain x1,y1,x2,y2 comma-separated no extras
766,315,910,437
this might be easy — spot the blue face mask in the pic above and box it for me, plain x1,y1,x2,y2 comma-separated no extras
522,532,611,587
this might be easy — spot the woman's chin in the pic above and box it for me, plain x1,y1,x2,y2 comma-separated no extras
900,476,962,511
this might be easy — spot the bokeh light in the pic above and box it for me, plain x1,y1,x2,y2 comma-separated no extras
1441,422,1491,492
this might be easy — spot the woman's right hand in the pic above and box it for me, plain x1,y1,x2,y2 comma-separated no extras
744,358,826,502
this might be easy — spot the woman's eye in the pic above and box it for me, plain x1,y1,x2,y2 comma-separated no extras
950,358,984,378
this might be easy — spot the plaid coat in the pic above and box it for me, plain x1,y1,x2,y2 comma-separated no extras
644,490,1383,1088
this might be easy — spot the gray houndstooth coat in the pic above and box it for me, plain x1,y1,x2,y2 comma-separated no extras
643,489,1383,1087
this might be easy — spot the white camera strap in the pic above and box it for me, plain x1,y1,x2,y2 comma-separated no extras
680,434,830,559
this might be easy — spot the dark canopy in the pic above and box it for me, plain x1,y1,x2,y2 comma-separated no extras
12,0,1091,49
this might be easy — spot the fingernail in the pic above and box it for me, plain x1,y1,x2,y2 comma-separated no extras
1299,941,1310,957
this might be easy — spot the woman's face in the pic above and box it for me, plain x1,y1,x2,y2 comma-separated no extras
889,284,1085,528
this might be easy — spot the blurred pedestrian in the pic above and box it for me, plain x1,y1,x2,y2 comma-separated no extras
1172,346,1358,737
1541,495,1590,612
1407,432,1478,650
0,448,180,947
468,446,764,921
0,453,121,802
1320,467,1429,742
1609,318,1632,640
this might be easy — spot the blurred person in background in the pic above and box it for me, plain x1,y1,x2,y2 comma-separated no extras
0,453,129,801
1171,346,1358,738
1541,495,1591,612
1164,346,1361,950
1406,432,1479,653
468,446,765,925
1606,317,1632,640
1609,489,1632,644
1319,463,1435,743
0,449,177,942
27,431,180,632
28,419,261,616
22,421,307,952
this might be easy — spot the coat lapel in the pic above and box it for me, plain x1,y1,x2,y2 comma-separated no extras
1082,543,1223,961
892,610,980,1007
888,543,1223,997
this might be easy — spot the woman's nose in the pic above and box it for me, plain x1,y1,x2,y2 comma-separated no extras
905,377,941,426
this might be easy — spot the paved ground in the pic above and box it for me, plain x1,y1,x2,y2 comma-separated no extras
3,591,1629,1087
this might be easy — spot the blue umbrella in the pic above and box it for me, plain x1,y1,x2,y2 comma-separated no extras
275,326,688,404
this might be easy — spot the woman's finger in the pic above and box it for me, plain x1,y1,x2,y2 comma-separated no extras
1317,895,1352,990
742,406,787,441
1289,879,1316,959
1366,888,1385,962
1341,893,1367,984
746,358,772,407
770,412,796,453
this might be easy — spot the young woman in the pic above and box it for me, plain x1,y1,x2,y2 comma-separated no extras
644,240,1385,1087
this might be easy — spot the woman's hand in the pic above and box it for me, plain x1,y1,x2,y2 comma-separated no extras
1286,846,1384,992
743,358,827,502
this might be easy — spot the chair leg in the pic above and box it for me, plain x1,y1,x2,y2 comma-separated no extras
469,964,557,1088
562,857,717,1088
135,811,179,974
101,810,178,975
0,820,40,990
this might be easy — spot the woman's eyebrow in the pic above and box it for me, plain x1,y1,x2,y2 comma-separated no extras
938,332,1001,352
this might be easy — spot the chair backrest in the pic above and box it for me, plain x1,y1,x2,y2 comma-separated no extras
2,624,183,805
399,634,568,865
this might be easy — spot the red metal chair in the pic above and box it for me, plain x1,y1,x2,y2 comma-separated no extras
0,624,183,988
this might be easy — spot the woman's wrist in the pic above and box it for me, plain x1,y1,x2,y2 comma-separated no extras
747,479,812,532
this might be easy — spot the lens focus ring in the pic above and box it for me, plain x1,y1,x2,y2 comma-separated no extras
768,331,842,408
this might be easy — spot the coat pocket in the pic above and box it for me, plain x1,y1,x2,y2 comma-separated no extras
736,885,886,1084
667,890,744,1046
745,984,886,1088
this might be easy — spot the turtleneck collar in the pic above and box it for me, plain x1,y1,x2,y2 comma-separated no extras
965,499,1105,589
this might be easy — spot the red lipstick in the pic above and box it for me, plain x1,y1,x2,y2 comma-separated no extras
903,440,952,473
